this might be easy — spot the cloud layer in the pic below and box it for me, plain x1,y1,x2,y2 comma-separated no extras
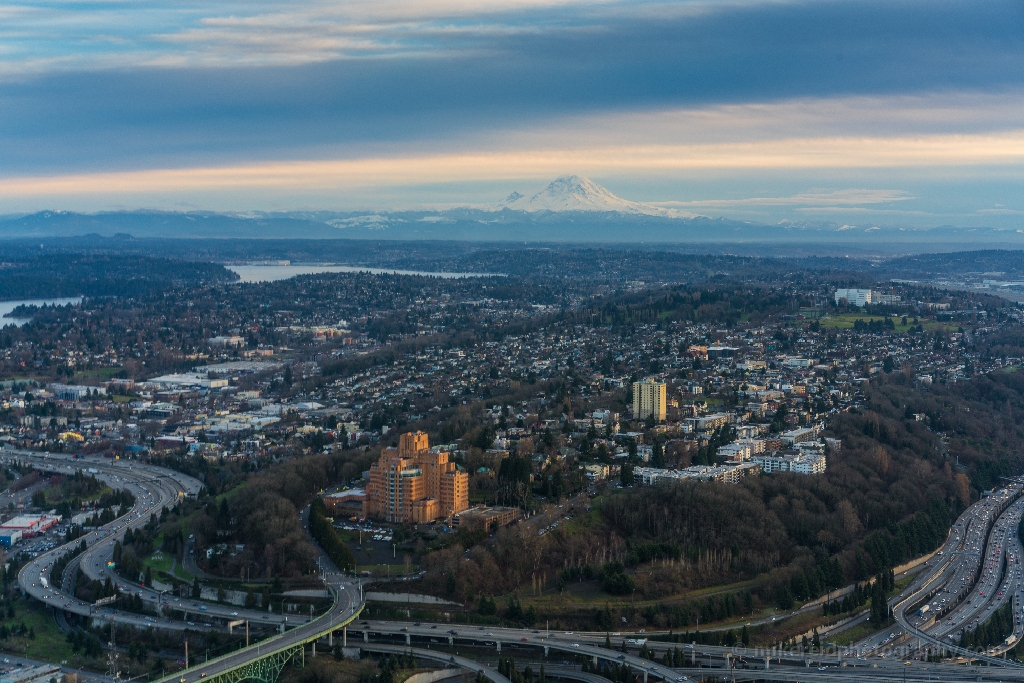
0,0,1023,226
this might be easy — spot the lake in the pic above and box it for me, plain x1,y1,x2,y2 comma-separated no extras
0,297,82,326
226,264,501,283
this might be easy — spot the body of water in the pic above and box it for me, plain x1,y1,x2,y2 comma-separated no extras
226,264,501,283
0,297,82,327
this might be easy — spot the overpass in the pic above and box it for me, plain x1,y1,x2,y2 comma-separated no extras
153,580,363,683
9,447,1024,683
4,449,367,683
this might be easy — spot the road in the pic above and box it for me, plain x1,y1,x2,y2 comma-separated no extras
887,482,1024,665
7,450,321,632
0,448,365,683
8,450,212,631
11,446,1024,682
353,621,1024,682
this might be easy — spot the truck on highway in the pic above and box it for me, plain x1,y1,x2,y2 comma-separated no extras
918,605,930,616
39,576,48,589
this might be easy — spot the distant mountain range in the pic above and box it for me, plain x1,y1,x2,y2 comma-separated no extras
2,176,1023,248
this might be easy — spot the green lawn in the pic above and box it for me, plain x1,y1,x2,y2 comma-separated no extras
142,549,195,583
0,594,77,663
143,551,174,574
828,617,880,647
819,314,953,333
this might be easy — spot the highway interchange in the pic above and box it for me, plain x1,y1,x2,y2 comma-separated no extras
7,450,1024,682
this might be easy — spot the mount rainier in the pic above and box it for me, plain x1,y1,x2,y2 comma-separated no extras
498,175,695,217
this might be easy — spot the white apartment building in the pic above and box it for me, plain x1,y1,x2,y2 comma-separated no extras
753,451,827,475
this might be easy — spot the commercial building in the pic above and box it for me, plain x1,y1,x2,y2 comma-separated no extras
322,489,366,519
707,346,738,360
0,513,60,538
632,379,666,421
364,431,469,523
456,505,520,532
0,529,22,546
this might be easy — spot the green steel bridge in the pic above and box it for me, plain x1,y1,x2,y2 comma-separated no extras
156,584,364,683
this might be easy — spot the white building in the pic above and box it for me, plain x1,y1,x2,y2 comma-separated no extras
208,335,245,347
753,451,827,475
781,426,819,445
50,384,107,401
684,413,732,432
635,462,759,486
835,288,873,306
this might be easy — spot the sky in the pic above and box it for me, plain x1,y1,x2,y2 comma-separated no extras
1,0,1024,228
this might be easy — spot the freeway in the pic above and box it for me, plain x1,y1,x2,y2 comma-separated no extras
889,483,1024,665
8,450,319,632
164,560,363,682
362,644,512,683
929,496,1024,645
353,622,1024,683
4,448,367,683
8,450,211,630
11,446,1024,682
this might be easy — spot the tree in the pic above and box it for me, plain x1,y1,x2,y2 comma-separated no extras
478,595,497,616
497,457,532,507
620,463,634,487
651,441,665,468
505,596,524,622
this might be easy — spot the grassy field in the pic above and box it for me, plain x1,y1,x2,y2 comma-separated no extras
828,617,881,647
143,550,195,583
143,551,174,574
819,314,953,333
0,594,78,663
278,656,394,683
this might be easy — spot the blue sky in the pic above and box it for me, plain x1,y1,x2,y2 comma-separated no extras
1,0,1024,228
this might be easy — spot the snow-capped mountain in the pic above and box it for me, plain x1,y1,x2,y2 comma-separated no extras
500,175,693,217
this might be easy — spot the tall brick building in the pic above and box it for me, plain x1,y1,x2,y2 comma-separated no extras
364,431,469,523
